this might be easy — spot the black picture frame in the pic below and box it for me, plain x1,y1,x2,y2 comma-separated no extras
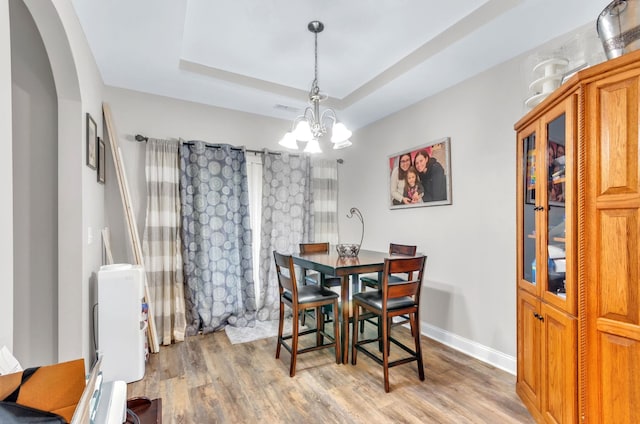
97,137,105,184
86,113,97,169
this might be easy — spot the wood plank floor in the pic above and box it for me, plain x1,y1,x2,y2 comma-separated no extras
128,321,534,423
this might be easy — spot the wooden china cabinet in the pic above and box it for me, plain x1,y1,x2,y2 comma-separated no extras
515,49,640,423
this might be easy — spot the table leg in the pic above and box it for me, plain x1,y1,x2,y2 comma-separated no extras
341,275,349,364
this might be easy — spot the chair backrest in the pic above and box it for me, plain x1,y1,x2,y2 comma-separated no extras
388,243,418,280
382,256,427,306
299,242,330,254
389,243,417,256
273,251,298,298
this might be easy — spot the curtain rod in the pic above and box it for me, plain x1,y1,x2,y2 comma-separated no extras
134,134,344,163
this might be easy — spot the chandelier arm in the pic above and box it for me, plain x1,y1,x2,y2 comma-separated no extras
303,106,315,121
320,108,337,125
291,107,315,128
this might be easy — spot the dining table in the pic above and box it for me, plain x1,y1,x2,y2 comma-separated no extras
292,248,411,364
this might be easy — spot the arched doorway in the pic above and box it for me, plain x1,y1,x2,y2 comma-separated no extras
10,0,84,366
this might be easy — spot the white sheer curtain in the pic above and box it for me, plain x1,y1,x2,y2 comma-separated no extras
142,138,186,345
311,158,339,244
246,152,264,309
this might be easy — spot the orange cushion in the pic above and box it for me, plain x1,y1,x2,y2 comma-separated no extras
0,358,85,423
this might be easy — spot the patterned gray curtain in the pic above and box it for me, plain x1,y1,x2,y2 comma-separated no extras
257,151,313,321
180,141,256,335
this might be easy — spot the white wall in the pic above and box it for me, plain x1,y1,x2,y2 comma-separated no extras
0,0,14,352
104,78,524,372
103,87,293,263
1,0,105,369
337,56,528,371
335,26,604,374
103,26,601,373
10,0,58,367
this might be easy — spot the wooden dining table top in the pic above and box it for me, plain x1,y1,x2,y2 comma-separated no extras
292,248,401,276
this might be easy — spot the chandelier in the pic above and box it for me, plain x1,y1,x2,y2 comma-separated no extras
278,21,352,154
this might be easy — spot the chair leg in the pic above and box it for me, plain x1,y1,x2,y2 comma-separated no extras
290,305,299,377
276,300,284,359
382,313,391,393
386,318,392,356
377,316,383,353
407,314,415,337
351,303,360,365
332,299,341,364
316,306,324,346
412,312,425,381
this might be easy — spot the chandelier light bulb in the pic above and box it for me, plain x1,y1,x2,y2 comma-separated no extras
330,122,352,143
304,138,322,154
293,120,313,142
278,132,299,150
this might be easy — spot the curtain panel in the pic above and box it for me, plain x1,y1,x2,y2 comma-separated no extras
142,138,186,345
311,158,339,244
257,151,312,321
180,142,256,335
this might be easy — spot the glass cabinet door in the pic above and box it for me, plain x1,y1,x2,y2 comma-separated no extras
521,132,537,286
519,103,571,310
545,114,566,299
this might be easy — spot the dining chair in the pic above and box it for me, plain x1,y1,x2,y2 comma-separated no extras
359,243,417,333
299,242,342,326
299,242,342,288
360,243,417,290
273,251,341,377
351,255,427,392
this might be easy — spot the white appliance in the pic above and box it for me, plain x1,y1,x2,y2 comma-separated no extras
98,264,146,383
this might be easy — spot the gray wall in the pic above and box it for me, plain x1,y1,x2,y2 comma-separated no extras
337,56,528,368
103,25,604,374
104,65,524,370
10,0,58,367
2,0,106,371
103,87,293,264
0,0,14,352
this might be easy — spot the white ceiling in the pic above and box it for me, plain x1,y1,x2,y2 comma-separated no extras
70,0,609,130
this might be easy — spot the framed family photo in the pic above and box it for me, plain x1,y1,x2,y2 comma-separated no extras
388,137,452,209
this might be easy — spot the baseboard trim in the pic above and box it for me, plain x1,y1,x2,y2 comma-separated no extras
421,322,516,375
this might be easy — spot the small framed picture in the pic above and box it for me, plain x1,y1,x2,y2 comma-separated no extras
97,137,105,184
86,113,97,169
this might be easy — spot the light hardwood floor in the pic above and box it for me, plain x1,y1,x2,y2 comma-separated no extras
128,322,534,423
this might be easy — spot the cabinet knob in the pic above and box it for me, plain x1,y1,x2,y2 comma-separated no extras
533,312,540,319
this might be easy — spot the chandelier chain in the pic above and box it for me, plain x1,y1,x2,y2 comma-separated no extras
277,20,352,153
313,29,319,94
